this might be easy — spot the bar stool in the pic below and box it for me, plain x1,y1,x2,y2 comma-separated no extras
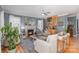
66,33,70,47
57,36,64,53
63,34,68,50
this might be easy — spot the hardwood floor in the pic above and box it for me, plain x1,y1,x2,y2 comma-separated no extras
2,44,24,53
15,44,24,53
64,36,79,53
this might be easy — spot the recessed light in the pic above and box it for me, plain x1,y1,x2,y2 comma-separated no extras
41,13,45,16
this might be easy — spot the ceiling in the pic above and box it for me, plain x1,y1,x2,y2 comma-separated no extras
1,5,79,18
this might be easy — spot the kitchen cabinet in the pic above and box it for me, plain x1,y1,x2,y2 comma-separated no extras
47,16,58,34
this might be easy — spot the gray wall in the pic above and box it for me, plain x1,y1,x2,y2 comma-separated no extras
4,13,40,25
0,6,2,11
4,13,9,24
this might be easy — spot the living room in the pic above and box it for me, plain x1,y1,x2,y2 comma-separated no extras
0,5,79,53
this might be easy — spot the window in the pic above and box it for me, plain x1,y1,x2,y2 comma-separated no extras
9,15,21,33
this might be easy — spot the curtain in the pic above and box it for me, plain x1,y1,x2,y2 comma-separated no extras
37,20,43,32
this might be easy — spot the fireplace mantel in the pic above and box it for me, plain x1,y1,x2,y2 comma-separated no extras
25,25,36,37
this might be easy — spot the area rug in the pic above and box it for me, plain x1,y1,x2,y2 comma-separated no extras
20,38,36,53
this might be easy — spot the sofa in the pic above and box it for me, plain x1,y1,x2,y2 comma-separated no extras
34,34,58,53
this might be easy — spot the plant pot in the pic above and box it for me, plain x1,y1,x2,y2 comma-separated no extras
3,40,8,46
8,48,16,53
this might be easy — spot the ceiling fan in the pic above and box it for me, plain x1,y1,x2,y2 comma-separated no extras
41,9,51,16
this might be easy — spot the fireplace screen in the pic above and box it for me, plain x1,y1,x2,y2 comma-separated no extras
28,29,34,36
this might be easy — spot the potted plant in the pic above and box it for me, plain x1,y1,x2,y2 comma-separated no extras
1,22,20,53
13,27,20,44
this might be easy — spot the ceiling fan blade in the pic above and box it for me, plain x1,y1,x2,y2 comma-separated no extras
47,12,50,14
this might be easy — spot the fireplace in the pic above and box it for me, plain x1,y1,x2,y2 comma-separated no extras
28,29,34,36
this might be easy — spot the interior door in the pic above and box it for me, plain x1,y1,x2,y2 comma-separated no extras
67,16,77,35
